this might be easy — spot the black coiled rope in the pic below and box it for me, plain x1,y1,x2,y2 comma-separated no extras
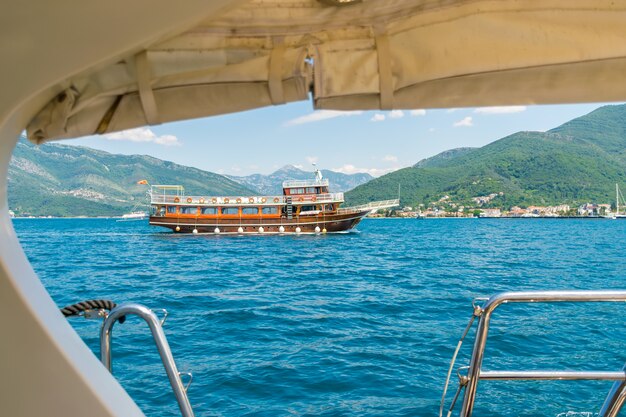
60,299,125,323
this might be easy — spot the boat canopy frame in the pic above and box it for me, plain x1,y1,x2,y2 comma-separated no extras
24,0,626,145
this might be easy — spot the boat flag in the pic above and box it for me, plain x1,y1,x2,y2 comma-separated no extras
137,180,149,185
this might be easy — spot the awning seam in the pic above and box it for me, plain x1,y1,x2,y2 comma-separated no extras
269,37,286,105
375,26,394,110
135,51,160,125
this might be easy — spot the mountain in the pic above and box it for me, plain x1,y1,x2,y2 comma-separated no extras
346,104,626,208
413,147,476,168
227,165,373,194
8,137,254,217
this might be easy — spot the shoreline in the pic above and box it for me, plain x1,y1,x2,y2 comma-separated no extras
10,215,624,220
366,216,623,220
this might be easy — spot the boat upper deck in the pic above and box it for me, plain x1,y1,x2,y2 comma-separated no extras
149,180,343,206
150,191,344,206
282,178,329,188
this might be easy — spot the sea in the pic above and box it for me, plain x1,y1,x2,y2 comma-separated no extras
12,218,626,417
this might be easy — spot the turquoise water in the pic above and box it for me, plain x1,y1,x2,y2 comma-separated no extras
13,218,626,417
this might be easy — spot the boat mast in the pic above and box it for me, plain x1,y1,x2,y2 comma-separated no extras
618,183,620,215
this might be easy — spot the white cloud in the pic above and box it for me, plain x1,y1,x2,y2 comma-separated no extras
389,110,404,119
429,127,436,132
371,113,386,122
154,135,180,146
453,116,473,127
284,110,363,126
305,156,318,165
293,164,304,169
332,164,402,177
104,127,181,146
474,106,527,114
383,155,398,162
410,109,426,116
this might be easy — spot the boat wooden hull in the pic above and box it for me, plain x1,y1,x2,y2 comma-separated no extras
149,210,370,234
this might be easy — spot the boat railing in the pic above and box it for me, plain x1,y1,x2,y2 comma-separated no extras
150,192,344,205
62,301,193,416
282,179,329,188
443,290,626,417
101,303,195,417
337,199,400,214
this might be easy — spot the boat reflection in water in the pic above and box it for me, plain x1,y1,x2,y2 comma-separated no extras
149,170,398,234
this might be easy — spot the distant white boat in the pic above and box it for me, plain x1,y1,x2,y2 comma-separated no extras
117,211,148,222
8,210,15,218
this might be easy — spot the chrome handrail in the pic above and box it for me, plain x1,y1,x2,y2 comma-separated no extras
479,371,626,381
101,303,194,417
600,366,626,417
457,290,626,417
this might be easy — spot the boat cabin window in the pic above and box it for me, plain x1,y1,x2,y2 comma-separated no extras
300,205,317,212
242,207,258,215
152,206,165,216
180,207,197,215
167,206,177,214
262,207,277,215
324,204,334,212
221,207,239,215
201,207,217,215
306,187,316,194
290,188,305,195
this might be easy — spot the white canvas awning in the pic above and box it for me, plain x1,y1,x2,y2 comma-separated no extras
27,0,626,143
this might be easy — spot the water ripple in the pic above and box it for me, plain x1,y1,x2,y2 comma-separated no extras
13,218,626,417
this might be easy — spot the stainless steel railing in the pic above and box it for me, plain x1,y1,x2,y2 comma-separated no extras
600,366,626,417
451,290,626,417
101,303,194,417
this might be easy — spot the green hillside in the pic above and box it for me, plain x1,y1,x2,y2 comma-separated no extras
9,137,254,217
346,104,626,209
413,147,476,168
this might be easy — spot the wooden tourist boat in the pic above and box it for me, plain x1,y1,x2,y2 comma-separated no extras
149,170,398,234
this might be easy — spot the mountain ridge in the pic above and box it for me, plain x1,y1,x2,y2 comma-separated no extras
413,147,476,168
9,139,374,217
345,104,626,208
227,165,373,195
9,137,255,217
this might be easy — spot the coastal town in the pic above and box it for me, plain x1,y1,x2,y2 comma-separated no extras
374,192,623,218
10,192,622,220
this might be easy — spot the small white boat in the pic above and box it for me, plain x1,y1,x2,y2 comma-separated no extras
117,211,148,222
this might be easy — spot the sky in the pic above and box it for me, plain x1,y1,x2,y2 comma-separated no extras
65,100,618,178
